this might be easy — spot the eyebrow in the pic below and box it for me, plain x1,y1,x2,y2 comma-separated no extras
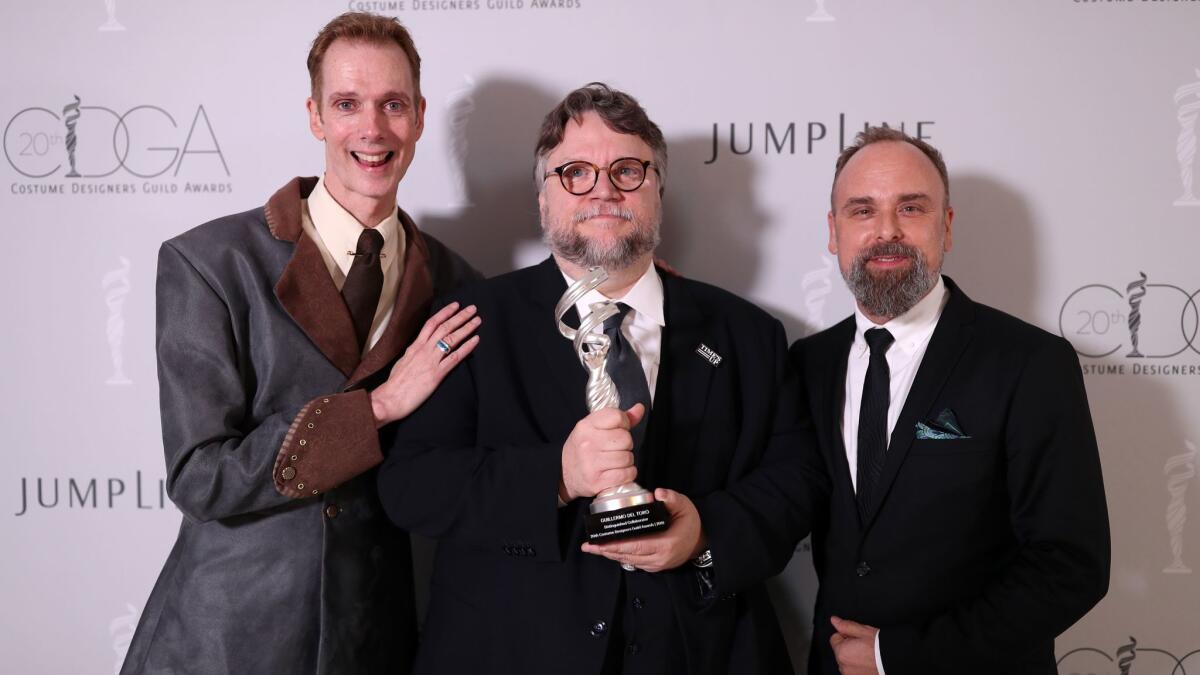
840,193,934,211
840,196,876,210
326,91,413,103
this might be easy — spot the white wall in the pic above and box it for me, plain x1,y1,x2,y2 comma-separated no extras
2,1,1197,672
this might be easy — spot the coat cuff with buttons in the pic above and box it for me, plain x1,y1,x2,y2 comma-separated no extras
272,389,382,499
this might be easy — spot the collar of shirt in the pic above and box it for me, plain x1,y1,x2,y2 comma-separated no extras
307,175,401,280
560,261,664,401
561,261,665,332
851,274,948,366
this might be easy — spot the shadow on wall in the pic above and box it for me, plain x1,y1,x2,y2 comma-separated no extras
419,76,558,277
942,172,1039,318
662,136,817,669
1051,353,1193,661
411,77,562,625
659,136,815,339
411,83,825,651
943,172,1199,653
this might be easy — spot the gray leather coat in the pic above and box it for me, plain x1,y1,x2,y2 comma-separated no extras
120,177,479,674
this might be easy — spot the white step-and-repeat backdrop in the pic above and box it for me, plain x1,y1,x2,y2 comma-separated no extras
2,1,1197,672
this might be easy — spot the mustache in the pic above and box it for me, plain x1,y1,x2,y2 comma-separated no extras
854,241,919,264
572,205,635,225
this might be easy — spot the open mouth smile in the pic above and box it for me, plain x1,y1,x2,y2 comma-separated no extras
351,151,394,169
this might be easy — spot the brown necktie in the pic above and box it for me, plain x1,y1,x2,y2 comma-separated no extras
342,229,384,351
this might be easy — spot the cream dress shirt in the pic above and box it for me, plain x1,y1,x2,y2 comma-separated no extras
299,176,406,355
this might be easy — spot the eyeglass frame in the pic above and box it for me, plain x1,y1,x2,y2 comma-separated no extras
542,157,659,196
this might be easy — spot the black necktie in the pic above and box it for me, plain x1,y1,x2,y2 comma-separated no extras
602,303,651,454
342,229,384,352
856,327,895,520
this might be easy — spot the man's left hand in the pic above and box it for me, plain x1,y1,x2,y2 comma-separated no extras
580,488,705,573
830,616,879,675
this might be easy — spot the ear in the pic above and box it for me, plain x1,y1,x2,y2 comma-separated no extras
826,210,838,255
307,97,324,141
942,206,954,253
413,95,427,141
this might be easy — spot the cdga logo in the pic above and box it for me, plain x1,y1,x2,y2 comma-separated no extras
3,94,228,179
1059,272,1198,360
1057,637,1199,675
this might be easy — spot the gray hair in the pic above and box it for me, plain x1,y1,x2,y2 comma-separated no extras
533,82,668,195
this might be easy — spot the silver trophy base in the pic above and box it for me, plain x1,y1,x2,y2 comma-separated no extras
585,482,670,550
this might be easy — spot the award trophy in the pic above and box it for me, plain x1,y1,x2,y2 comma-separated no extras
556,267,670,548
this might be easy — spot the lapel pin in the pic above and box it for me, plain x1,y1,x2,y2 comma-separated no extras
695,343,722,367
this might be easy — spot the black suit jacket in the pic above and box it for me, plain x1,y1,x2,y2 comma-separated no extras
379,258,827,675
790,277,1110,675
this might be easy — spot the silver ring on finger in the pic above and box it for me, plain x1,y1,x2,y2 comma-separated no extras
435,339,451,354
621,562,637,572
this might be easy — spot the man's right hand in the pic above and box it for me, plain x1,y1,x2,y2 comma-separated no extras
369,302,481,428
559,404,645,503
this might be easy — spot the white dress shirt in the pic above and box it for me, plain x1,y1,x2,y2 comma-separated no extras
300,176,406,354
562,261,665,403
839,275,948,673
555,262,664,508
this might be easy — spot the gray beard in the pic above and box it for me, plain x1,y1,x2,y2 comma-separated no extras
541,203,661,271
843,241,940,320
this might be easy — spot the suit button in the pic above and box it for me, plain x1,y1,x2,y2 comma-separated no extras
589,620,608,637
627,643,640,655
856,561,871,577
325,504,339,519
632,597,644,610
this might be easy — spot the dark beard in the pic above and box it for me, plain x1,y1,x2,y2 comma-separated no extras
843,241,939,320
541,204,661,271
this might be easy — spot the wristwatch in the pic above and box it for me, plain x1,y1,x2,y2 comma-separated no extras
691,549,714,568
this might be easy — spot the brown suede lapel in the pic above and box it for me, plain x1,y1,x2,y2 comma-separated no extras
345,209,433,390
268,177,360,378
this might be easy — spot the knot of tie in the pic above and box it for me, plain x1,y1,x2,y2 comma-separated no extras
864,327,894,355
602,302,633,336
354,228,384,264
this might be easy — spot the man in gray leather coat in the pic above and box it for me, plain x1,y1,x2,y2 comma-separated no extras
120,13,480,674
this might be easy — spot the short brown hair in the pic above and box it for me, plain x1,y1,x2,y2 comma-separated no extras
307,12,422,104
534,82,668,195
831,126,950,210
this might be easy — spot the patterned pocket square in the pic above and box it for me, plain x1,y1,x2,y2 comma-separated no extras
915,408,970,440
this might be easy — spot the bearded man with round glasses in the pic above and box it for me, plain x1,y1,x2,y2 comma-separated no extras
377,82,827,675
791,127,1110,674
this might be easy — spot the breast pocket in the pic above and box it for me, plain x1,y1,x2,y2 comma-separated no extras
907,437,993,456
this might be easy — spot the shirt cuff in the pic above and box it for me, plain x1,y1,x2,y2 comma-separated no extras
875,628,886,674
